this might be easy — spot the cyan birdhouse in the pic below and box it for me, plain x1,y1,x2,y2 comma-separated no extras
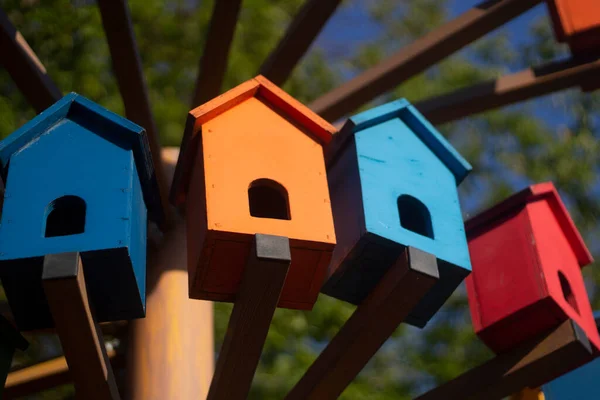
322,99,472,328
0,93,164,330
0,315,27,397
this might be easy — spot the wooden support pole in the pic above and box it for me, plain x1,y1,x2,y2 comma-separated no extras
415,319,594,400
309,0,543,122
207,234,291,400
258,0,343,86
0,8,62,113
191,0,243,108
42,252,121,400
285,247,439,400
97,0,172,230
415,55,600,124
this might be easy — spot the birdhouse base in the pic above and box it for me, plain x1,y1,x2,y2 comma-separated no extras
188,230,333,310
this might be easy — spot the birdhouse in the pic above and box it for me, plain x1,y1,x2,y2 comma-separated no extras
0,93,164,330
0,315,28,397
171,75,336,310
542,312,600,400
321,99,472,328
546,0,600,55
466,182,600,354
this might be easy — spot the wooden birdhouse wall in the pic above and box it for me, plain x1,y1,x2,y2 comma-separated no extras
546,0,600,53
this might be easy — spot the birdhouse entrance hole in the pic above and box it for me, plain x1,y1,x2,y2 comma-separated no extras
397,195,434,239
44,196,86,237
248,179,291,220
558,271,579,314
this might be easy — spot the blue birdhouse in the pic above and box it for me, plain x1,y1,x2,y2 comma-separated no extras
322,99,472,328
541,312,600,400
0,93,164,330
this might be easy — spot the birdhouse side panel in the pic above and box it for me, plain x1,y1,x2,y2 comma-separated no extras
546,0,600,53
324,137,366,294
466,208,549,333
355,118,470,272
527,200,600,350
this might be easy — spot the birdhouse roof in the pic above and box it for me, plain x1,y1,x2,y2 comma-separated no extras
0,93,165,225
171,75,337,206
0,315,28,351
325,98,472,184
465,182,593,268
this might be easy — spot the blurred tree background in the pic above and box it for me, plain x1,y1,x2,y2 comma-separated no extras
0,0,599,399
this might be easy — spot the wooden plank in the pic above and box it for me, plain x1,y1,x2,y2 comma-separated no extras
309,0,543,122
42,252,121,400
0,8,62,113
414,319,594,400
97,0,172,230
207,234,291,400
285,247,439,400
126,148,214,400
415,55,600,124
191,0,243,108
3,349,120,399
258,0,342,86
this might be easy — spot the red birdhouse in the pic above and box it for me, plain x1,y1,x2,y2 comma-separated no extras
465,182,600,354
546,0,600,55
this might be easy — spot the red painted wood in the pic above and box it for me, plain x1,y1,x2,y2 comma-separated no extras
546,0,600,54
465,182,600,354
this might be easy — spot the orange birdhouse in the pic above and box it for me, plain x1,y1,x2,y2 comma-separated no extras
171,76,337,310
546,0,600,55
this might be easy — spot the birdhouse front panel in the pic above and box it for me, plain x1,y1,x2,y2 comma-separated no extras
0,93,160,330
322,99,472,328
466,183,600,353
546,0,600,53
174,76,336,310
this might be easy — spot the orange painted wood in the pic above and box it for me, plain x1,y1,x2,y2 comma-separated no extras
466,182,600,354
207,234,291,400
42,254,121,400
510,387,544,400
126,148,214,400
172,76,337,310
546,0,600,54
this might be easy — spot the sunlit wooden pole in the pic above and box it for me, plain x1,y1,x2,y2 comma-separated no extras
126,148,214,400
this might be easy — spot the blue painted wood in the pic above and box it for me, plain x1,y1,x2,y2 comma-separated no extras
542,314,600,399
0,93,155,330
323,99,472,328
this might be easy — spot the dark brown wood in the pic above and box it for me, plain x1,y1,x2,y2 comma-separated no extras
309,0,543,122
0,8,62,113
415,55,600,124
97,0,172,229
258,0,342,86
285,247,439,400
42,252,121,400
207,234,291,400
191,0,243,108
415,319,594,400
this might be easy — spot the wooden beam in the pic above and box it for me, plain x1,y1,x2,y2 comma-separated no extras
415,319,594,400
191,0,243,108
309,0,544,122
415,55,600,124
42,252,121,400
207,234,291,400
3,349,120,399
126,148,215,400
96,0,172,230
258,0,342,86
285,247,439,400
0,8,62,113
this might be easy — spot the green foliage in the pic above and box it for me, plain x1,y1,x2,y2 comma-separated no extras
0,0,599,399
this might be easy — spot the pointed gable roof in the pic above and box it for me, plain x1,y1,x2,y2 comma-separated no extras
0,92,165,225
171,75,337,206
325,98,472,185
465,182,593,268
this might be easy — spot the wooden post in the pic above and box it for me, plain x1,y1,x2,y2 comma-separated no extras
126,148,214,400
415,319,593,400
207,234,291,400
286,247,439,400
42,252,121,400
